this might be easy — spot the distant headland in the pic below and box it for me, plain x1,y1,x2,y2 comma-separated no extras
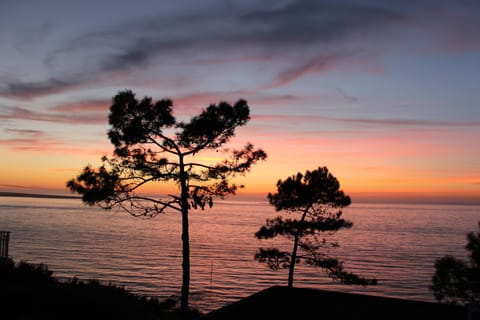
0,192,79,200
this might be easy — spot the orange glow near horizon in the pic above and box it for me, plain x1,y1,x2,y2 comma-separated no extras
1,99,479,204
2,134,479,205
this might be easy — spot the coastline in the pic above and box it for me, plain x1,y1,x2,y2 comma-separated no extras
1,190,479,206
0,192,79,200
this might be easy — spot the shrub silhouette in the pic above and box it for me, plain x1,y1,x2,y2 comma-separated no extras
431,222,480,304
0,258,181,319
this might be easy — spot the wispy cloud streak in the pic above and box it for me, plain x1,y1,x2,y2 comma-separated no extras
253,114,480,128
4,0,478,99
0,106,106,124
0,128,108,154
0,78,77,100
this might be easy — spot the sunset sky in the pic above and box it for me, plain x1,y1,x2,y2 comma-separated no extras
1,0,479,203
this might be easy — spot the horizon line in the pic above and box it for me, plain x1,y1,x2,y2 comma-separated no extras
1,190,479,206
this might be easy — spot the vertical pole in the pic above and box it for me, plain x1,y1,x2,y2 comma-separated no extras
210,260,213,287
0,231,9,258
5,231,8,258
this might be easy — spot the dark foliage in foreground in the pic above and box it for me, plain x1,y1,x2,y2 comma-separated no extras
0,258,198,320
431,221,480,305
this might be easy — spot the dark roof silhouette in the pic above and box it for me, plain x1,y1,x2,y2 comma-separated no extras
202,286,464,320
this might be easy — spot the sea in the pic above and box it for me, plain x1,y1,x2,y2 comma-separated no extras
0,196,478,313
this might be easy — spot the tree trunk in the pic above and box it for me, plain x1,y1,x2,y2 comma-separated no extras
179,156,190,314
288,232,299,288
288,205,310,288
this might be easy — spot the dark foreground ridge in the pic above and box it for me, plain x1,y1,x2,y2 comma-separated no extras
202,286,465,320
0,258,187,320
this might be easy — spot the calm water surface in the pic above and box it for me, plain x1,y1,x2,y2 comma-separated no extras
0,196,478,312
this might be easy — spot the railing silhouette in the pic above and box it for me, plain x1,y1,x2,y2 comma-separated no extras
0,231,10,258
